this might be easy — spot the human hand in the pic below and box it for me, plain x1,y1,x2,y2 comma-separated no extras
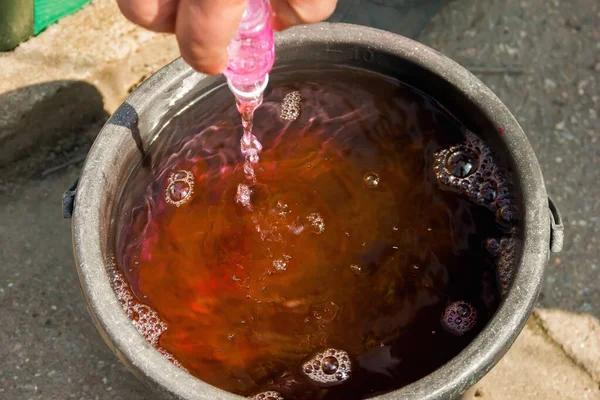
117,0,337,74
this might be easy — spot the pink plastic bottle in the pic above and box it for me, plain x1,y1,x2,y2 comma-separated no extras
224,0,275,102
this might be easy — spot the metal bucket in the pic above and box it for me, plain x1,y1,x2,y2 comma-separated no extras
69,23,563,400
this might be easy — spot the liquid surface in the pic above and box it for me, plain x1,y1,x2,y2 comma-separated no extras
112,67,518,399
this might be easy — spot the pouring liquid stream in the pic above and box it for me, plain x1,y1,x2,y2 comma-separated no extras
224,0,275,205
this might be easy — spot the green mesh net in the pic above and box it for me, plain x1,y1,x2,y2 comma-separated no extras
34,0,92,35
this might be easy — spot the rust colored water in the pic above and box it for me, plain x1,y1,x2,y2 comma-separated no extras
111,67,518,399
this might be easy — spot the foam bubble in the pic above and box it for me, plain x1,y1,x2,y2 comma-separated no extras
445,151,474,178
485,237,517,296
109,263,189,371
302,348,351,386
158,347,188,372
441,301,477,336
111,268,167,347
306,213,325,234
433,131,518,227
280,91,302,121
273,254,292,271
363,172,380,188
165,170,194,207
249,391,284,400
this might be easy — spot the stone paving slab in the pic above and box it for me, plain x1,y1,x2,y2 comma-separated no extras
463,312,600,400
534,308,600,383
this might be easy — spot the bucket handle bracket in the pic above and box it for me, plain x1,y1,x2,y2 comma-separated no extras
548,196,563,253
63,178,78,219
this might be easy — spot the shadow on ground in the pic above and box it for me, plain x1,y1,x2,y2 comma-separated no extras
0,80,107,168
0,81,155,399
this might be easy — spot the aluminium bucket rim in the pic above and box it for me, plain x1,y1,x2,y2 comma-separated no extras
72,22,550,400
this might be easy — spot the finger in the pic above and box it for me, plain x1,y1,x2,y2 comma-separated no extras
271,0,337,31
175,0,247,74
117,0,180,33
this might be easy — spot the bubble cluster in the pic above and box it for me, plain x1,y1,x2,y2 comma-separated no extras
433,131,518,226
280,91,302,121
165,170,194,207
485,237,517,296
363,172,380,188
273,254,292,271
158,347,188,372
110,263,189,371
111,267,167,347
441,301,478,336
249,391,284,400
306,212,325,234
302,348,351,386
272,200,291,217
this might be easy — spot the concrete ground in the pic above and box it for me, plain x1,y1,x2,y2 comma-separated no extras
0,0,598,399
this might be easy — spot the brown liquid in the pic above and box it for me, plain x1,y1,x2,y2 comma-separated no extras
112,67,515,399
